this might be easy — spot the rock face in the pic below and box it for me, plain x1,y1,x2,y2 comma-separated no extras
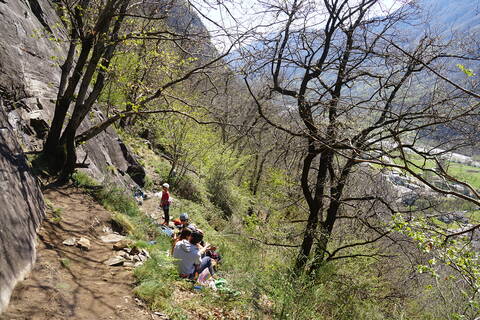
0,0,149,313
0,104,44,313
0,0,145,189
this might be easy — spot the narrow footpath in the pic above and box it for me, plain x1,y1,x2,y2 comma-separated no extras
0,188,159,320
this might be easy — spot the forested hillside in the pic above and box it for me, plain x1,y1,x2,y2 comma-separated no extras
1,0,480,319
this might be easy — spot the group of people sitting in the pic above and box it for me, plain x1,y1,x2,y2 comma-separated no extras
169,212,221,280
139,183,220,281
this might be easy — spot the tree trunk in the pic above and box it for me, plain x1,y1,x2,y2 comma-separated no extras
252,153,268,196
57,126,77,183
43,37,94,172
308,160,355,274
249,153,259,193
294,145,334,273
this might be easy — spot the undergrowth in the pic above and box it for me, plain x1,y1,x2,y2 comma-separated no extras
70,161,403,319
71,171,254,319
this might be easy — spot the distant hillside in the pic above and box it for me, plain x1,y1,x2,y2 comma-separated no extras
235,0,480,68
416,0,480,34
166,0,218,59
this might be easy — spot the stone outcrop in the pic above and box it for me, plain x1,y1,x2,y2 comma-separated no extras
0,103,44,313
0,0,145,188
0,0,150,313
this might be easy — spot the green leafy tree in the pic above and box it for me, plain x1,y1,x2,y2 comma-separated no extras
41,0,234,182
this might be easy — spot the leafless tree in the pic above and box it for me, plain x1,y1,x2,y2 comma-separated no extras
240,0,480,274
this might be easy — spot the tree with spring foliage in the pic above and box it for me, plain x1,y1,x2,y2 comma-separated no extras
41,0,233,182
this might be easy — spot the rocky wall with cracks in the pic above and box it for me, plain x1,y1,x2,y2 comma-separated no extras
0,101,44,313
0,0,146,312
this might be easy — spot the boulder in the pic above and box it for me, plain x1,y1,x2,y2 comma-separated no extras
28,110,49,139
119,139,146,187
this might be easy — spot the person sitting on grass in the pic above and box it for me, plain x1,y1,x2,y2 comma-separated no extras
172,212,196,230
171,213,196,252
170,226,193,256
172,212,187,227
172,229,214,280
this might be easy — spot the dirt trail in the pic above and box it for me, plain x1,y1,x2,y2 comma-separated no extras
1,188,158,320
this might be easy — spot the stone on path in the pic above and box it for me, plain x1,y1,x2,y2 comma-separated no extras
100,234,126,243
62,237,77,246
129,246,140,256
118,251,130,258
113,239,134,250
141,249,150,258
77,237,91,250
104,256,126,266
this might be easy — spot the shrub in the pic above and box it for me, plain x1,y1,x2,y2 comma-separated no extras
173,173,208,203
94,187,141,217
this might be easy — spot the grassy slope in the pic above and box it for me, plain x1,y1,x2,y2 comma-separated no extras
73,137,269,319
73,133,480,320
113,136,412,320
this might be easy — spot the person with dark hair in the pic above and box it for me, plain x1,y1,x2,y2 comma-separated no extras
170,227,193,256
172,230,214,279
172,212,196,230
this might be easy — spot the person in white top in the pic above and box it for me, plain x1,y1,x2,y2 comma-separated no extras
172,230,213,279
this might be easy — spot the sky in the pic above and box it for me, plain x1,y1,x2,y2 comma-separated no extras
193,0,409,51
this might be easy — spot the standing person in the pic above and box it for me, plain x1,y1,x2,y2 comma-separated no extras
160,183,171,225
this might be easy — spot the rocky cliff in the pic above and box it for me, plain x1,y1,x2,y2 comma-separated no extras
0,97,44,314
0,0,146,312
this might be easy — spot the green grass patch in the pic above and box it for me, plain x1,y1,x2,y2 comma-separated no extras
50,206,63,223
447,163,480,190
133,251,179,311
59,258,71,269
45,198,64,223
111,212,137,235
94,187,141,217
72,171,101,188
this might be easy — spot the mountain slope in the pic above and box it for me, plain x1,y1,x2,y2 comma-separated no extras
418,0,480,33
